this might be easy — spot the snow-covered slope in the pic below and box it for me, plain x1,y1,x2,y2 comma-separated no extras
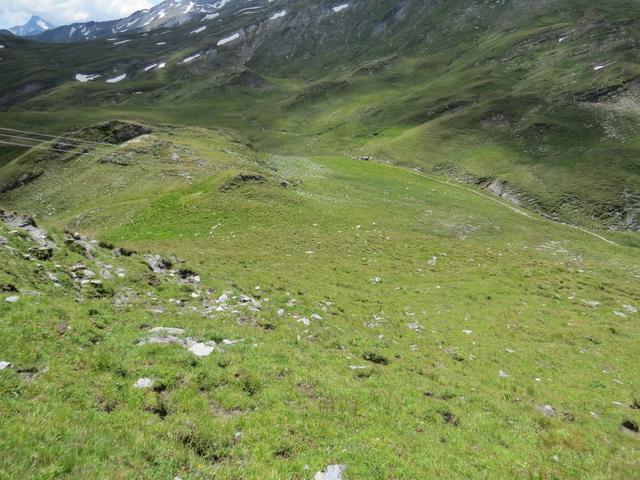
35,0,257,42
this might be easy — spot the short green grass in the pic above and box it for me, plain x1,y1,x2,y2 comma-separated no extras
0,125,639,478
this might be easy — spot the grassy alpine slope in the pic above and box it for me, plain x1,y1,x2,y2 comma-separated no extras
0,123,639,479
0,0,639,478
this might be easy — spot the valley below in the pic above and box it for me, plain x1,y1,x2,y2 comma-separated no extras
0,0,639,478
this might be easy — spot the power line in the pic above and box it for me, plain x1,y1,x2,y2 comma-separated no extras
0,133,111,151
0,127,116,147
0,140,107,158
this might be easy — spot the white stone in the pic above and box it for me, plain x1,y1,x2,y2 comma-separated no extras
188,342,215,357
134,377,154,389
315,464,346,480
149,327,185,335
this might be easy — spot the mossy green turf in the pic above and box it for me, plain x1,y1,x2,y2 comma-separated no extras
0,126,639,478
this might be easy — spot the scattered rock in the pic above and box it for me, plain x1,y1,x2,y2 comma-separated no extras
442,412,459,425
138,335,185,346
134,378,154,389
176,268,200,285
114,247,137,257
18,367,42,381
443,347,464,362
149,327,185,335
621,419,639,434
535,404,556,417
5,295,19,303
0,361,11,370
363,352,389,365
499,370,509,378
56,323,69,335
64,231,95,257
314,465,346,480
370,276,382,284
188,342,216,357
407,322,423,332
138,328,226,358
1,283,17,292
144,254,173,273
581,299,601,308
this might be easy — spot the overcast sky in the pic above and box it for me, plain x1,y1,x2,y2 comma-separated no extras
0,0,164,29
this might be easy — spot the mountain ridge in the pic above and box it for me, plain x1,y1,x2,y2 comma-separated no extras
33,0,275,43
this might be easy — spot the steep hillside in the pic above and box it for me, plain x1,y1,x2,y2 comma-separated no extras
0,121,639,479
1,1,639,477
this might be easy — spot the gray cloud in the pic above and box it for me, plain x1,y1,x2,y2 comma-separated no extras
0,0,163,29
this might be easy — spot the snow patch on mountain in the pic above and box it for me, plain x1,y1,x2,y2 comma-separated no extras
270,10,287,20
218,32,240,46
184,2,196,14
75,73,101,82
182,53,201,63
106,74,127,83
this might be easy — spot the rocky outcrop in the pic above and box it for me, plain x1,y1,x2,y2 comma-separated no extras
77,121,152,145
0,170,43,194
0,209,55,259
475,177,522,205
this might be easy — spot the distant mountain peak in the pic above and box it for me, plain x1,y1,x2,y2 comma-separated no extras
10,15,55,37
